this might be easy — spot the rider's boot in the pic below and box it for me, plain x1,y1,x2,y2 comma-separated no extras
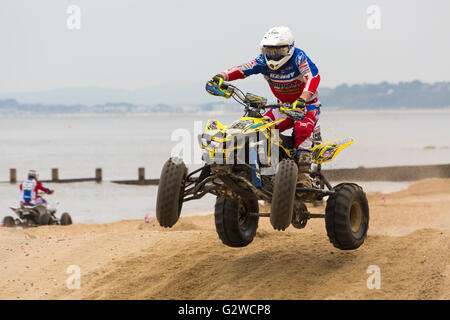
295,149,313,188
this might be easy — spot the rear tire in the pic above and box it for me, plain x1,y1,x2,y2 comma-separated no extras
156,157,187,228
3,216,15,228
60,213,73,225
40,213,51,226
291,202,308,229
325,183,369,250
214,197,259,247
270,160,298,231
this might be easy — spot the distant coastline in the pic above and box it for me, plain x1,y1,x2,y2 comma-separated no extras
1,108,450,119
0,80,449,115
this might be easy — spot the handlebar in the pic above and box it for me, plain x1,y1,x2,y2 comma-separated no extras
206,79,296,119
221,82,285,109
206,78,311,121
264,104,285,109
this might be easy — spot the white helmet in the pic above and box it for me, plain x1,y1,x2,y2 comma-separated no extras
27,169,38,180
260,26,295,70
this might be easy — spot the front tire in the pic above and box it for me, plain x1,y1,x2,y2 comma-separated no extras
270,160,298,231
214,197,259,247
3,216,15,228
325,183,369,250
156,157,187,228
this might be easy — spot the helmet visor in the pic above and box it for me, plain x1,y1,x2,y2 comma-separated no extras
261,45,290,61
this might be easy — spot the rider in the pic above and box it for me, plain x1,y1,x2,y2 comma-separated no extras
210,26,321,187
19,170,54,206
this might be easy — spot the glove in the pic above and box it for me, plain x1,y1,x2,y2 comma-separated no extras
211,74,224,88
206,74,231,98
292,97,306,109
48,189,55,195
279,100,307,120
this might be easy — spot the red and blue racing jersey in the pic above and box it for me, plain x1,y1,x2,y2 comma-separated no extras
20,179,51,205
220,48,320,104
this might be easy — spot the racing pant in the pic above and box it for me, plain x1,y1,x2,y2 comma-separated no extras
264,102,321,151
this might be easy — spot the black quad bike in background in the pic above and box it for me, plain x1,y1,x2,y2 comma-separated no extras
3,192,73,228
156,82,369,250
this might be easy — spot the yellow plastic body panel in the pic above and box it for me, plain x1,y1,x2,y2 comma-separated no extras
202,117,290,164
312,137,354,164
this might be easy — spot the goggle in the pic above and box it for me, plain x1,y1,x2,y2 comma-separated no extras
261,45,291,61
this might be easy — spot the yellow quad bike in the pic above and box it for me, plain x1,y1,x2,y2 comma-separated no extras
156,81,369,250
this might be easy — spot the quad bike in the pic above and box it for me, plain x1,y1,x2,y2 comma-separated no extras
156,81,369,250
3,192,73,228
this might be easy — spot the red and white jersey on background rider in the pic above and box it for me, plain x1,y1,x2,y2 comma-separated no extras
219,47,321,150
20,178,51,205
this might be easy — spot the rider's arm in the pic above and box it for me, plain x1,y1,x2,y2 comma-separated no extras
300,91,313,102
219,55,266,81
36,181,51,193
296,51,320,100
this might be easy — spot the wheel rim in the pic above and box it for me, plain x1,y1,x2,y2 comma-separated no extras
238,201,249,231
349,201,363,233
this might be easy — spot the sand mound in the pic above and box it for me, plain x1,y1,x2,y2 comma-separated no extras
1,178,449,300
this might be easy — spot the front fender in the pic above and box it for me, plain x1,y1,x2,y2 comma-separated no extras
312,137,354,164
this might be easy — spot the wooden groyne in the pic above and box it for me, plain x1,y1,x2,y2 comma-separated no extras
8,168,102,184
111,168,159,185
5,164,450,185
6,168,157,185
322,163,450,182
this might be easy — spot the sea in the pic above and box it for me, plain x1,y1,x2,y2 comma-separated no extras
1,110,449,223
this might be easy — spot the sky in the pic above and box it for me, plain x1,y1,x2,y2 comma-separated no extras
0,0,449,96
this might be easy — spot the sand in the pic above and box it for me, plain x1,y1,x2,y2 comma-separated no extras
1,178,449,300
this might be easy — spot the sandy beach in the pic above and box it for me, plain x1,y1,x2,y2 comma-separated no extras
1,178,449,300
